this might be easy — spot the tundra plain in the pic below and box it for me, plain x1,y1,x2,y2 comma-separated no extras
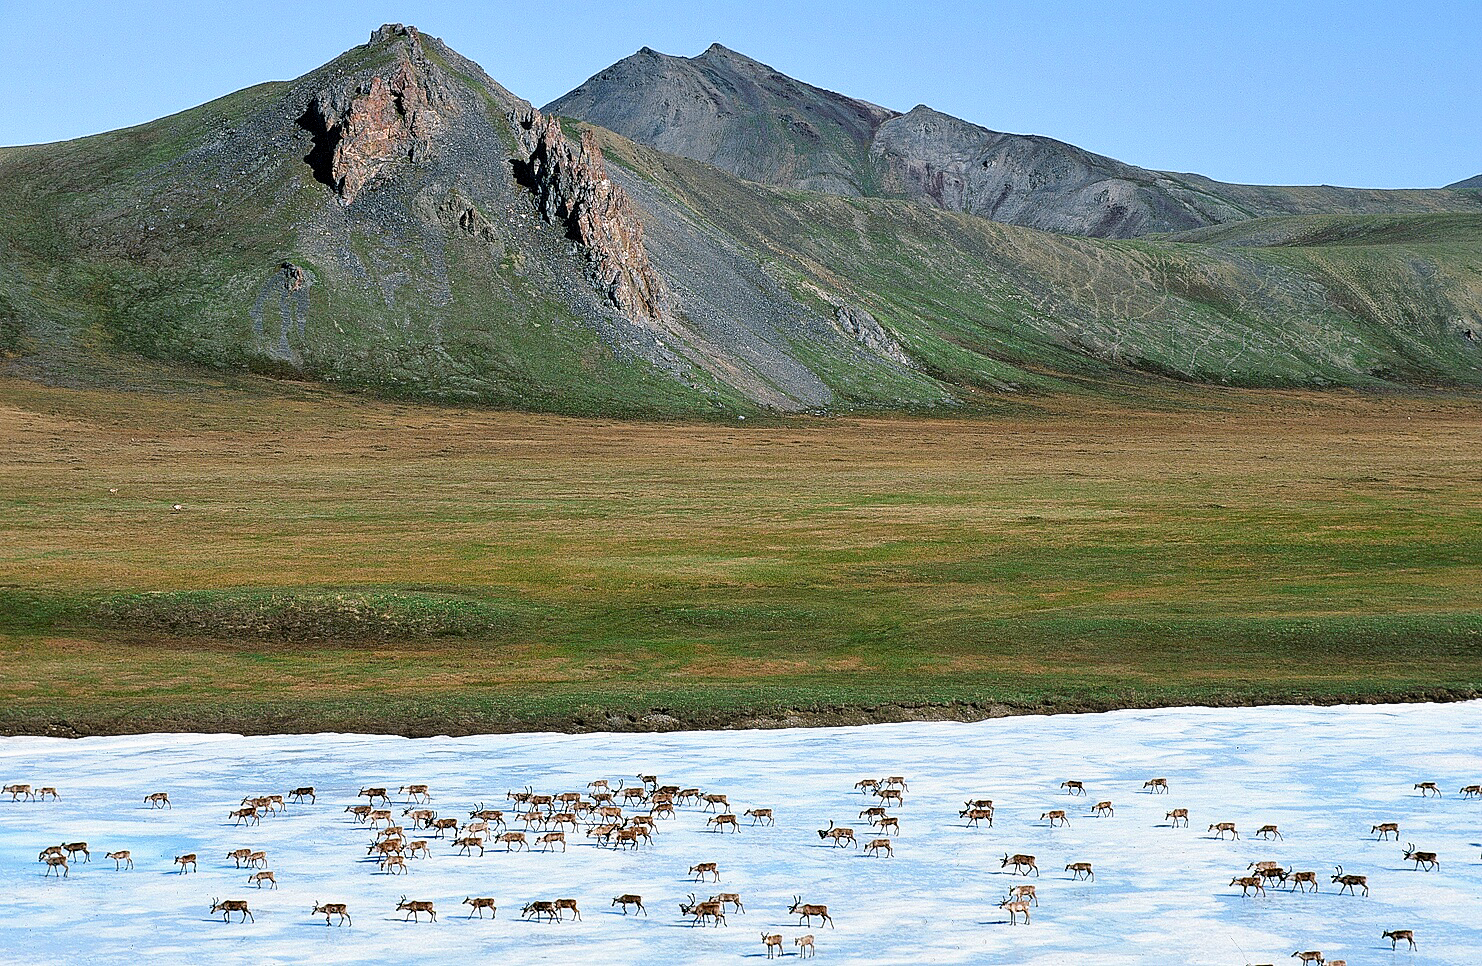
2,377,1480,735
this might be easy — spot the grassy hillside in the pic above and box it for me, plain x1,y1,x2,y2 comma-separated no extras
1,27,1480,415
2,378,1479,735
601,129,1482,391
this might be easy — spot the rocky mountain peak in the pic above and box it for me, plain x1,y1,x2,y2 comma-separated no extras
305,25,454,204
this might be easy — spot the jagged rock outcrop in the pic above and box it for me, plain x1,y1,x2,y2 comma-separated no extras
515,108,667,322
833,304,910,365
308,25,452,204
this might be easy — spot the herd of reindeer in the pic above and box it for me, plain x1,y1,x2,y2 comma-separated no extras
8,773,1482,960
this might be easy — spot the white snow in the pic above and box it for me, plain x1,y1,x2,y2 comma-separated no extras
1,702,1480,965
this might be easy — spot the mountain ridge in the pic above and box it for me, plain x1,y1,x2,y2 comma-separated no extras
547,44,1482,238
1,24,1480,417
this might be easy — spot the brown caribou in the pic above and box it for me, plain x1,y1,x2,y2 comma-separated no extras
1143,778,1169,793
999,897,1032,924
744,807,775,826
1001,853,1039,876
106,849,133,870
1382,929,1417,951
463,897,498,918
818,821,857,847
174,853,197,873
397,896,436,921
144,792,171,809
864,838,894,858
1331,866,1369,896
612,894,646,915
248,870,277,890
762,932,784,958
288,786,316,804
1403,843,1440,871
1066,861,1094,880
789,896,834,928
1372,821,1399,840
209,898,253,922
312,901,351,926
689,861,720,882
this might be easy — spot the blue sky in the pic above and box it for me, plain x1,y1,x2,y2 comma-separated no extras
2,0,1476,188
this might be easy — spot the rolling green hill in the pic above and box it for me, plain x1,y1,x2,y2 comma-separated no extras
1,24,1480,414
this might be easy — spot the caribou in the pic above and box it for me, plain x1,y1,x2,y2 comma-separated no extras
1255,824,1283,840
1414,781,1441,797
463,897,497,918
1372,821,1399,840
1208,822,1239,840
689,861,720,882
864,838,894,858
144,792,171,809
999,897,1033,925
522,900,560,923
1061,780,1086,795
744,808,775,826
1382,929,1417,951
788,896,834,928
818,821,858,847
679,894,726,927
358,786,391,804
1041,809,1071,827
174,853,197,874
399,784,432,803
209,898,253,922
1284,870,1319,892
1166,808,1189,827
41,853,68,878
1403,843,1440,871
1091,800,1114,817
762,932,784,958
1066,861,1094,880
247,870,277,889
106,850,133,870
288,786,316,804
1331,866,1369,896
612,894,646,915
312,901,351,926
795,934,817,958
4,783,32,801
397,896,437,921
708,813,741,833
1001,853,1039,876
1143,778,1169,793
1230,875,1266,897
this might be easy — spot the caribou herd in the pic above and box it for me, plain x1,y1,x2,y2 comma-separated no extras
8,767,1478,960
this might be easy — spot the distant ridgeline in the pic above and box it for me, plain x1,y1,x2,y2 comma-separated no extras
1,24,1480,415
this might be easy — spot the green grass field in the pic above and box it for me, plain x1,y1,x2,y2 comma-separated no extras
2,376,1480,735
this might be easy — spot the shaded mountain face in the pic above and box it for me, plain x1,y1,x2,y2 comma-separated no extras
2,25,1482,415
548,45,1482,238
1451,174,1482,190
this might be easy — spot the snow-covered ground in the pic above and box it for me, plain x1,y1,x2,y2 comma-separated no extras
1,702,1479,965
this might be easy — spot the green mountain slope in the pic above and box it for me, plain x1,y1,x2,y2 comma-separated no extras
2,25,1480,414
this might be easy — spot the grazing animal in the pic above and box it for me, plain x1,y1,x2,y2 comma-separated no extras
399,784,432,803
1166,808,1189,827
379,855,408,875
875,788,905,807
1041,809,1070,827
367,809,392,827
711,893,745,913
999,897,1032,924
463,897,497,919
407,840,431,859
1382,929,1417,951
1230,875,1266,897
36,787,60,801
1461,784,1482,799
312,901,351,926
248,871,277,890
61,842,90,863
1331,866,1369,896
788,896,834,928
1403,843,1440,871
497,831,529,852
860,805,887,822
430,817,459,837
1143,778,1169,793
1291,951,1324,964
554,898,581,921
679,894,726,927
106,850,133,870
397,896,437,921
795,934,816,958
42,854,68,877
209,898,253,922
287,786,315,804
744,808,775,826
883,776,909,790
1091,800,1114,817
246,851,267,869
708,813,740,833
1208,822,1239,840
537,832,567,852
403,808,436,828
1061,780,1086,796
864,838,894,858
345,805,374,822
689,862,720,882
1414,781,1441,797
1002,853,1039,876
359,787,391,804
453,835,485,857
144,792,171,809
855,779,881,793
1284,870,1318,892
875,815,901,835
1255,824,1283,840
1372,821,1399,840
818,821,857,847
1066,862,1094,880
227,848,253,868
522,900,560,923
4,783,32,800
229,806,260,827
612,894,646,915
762,932,784,958
961,807,995,828
1009,884,1038,906
701,793,729,812
174,853,197,874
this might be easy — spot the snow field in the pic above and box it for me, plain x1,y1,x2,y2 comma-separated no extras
1,702,1480,964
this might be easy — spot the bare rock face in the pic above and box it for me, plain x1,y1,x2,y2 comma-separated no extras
834,304,910,365
309,25,452,204
515,108,667,323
